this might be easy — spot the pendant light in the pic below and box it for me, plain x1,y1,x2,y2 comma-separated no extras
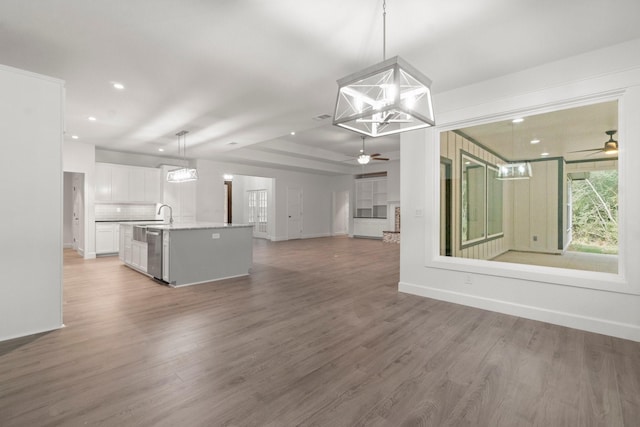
333,0,435,138
167,130,198,183
497,121,532,180
497,162,532,180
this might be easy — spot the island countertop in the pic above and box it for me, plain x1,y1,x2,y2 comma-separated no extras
146,222,253,231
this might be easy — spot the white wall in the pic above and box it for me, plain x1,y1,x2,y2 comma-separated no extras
63,139,96,258
196,159,353,241
0,64,64,341
399,39,640,342
63,173,73,247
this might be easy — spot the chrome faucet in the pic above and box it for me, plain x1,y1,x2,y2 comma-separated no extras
157,204,174,225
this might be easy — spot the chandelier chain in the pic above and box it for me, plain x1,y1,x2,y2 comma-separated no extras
382,0,387,61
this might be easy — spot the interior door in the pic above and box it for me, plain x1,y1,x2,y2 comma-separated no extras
287,187,303,240
72,173,84,253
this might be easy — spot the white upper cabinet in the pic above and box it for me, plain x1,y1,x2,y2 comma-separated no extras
144,168,161,202
95,163,162,203
111,164,130,202
128,167,146,202
95,163,112,201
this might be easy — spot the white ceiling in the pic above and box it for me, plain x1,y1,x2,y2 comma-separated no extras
459,101,619,162
1,1,639,173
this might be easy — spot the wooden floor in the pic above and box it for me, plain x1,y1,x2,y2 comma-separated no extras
1,237,639,426
492,250,618,274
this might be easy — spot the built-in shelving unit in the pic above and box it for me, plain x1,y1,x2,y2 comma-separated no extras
354,175,388,239
355,177,387,219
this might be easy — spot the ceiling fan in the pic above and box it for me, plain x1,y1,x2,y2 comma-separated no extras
354,136,389,164
570,130,619,156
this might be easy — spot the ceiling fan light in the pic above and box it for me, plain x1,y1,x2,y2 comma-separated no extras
357,154,371,165
334,56,435,138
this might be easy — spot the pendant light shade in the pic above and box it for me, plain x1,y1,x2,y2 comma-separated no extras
497,162,532,180
167,167,198,182
167,130,198,183
334,56,435,138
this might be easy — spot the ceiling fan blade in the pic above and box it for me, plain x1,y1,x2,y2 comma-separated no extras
568,148,602,153
369,153,381,157
372,157,389,161
586,151,606,157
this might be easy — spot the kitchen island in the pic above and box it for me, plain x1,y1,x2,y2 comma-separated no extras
146,222,253,287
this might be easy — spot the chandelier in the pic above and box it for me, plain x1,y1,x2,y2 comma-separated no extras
333,0,435,138
167,130,198,183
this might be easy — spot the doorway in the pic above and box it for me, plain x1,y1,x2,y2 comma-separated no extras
569,169,618,255
248,189,268,239
224,180,232,224
63,172,85,256
287,187,303,240
440,159,452,256
332,190,349,236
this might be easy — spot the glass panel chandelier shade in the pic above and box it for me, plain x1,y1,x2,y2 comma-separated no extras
333,56,435,138
167,167,198,183
166,130,198,183
497,162,532,180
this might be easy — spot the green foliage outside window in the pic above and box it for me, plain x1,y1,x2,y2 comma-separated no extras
570,170,618,254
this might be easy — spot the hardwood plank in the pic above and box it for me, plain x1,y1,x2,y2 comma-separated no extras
0,237,639,426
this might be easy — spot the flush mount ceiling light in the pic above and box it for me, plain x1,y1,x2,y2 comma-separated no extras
167,130,198,183
333,0,434,138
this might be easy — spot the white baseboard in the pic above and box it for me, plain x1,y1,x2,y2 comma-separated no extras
63,243,73,249
271,233,332,241
0,323,64,343
84,251,96,259
399,281,640,343
302,233,331,239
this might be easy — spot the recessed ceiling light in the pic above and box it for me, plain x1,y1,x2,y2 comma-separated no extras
113,82,125,90
290,131,296,136
530,139,540,144
88,116,97,121
512,118,524,123
541,152,549,156
71,135,79,139
158,148,164,152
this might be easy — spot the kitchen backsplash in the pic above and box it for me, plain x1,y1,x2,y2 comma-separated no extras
95,203,160,221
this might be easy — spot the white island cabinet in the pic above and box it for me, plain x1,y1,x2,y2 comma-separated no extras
147,223,253,287
119,222,164,273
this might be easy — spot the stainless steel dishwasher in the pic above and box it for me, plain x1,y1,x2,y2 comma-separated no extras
146,229,163,281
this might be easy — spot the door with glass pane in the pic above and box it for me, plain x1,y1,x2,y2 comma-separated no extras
247,189,268,238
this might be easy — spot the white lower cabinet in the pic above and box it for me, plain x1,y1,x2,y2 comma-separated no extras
119,224,147,273
353,218,387,239
120,225,132,263
162,231,170,282
131,241,148,273
96,223,120,254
